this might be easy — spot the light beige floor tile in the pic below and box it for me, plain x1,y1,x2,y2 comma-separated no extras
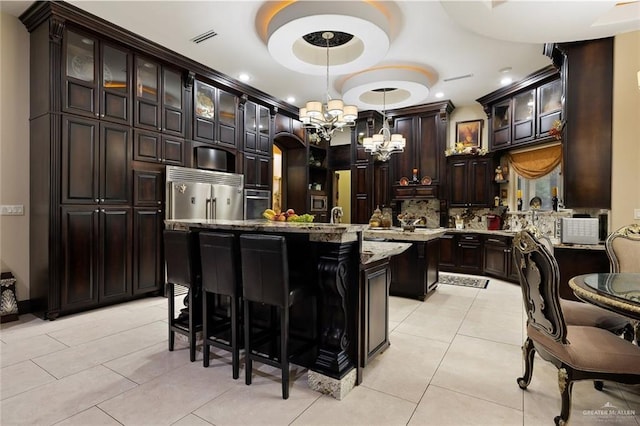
430,334,523,410
0,359,56,400
470,284,523,315
361,331,449,403
47,305,167,347
98,361,236,426
388,296,422,323
291,385,416,426
388,319,401,332
457,303,523,346
422,286,479,312
409,385,523,425
394,306,467,343
172,414,214,426
116,295,167,312
0,333,68,368
33,320,167,378
194,366,317,426
54,406,122,425
0,365,136,425
104,341,192,384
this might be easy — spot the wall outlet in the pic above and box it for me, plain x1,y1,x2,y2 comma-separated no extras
635,209,640,220
0,205,24,215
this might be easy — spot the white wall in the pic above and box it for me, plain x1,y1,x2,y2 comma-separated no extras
0,12,30,301
611,30,640,230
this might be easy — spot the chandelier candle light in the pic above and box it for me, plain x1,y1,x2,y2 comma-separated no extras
362,88,406,161
299,32,358,141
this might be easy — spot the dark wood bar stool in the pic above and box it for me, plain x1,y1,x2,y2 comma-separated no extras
199,232,242,379
164,229,202,362
239,234,312,400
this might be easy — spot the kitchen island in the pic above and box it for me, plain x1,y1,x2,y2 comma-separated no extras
364,227,446,300
165,219,409,399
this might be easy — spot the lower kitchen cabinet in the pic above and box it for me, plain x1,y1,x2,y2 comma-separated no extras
483,235,518,282
61,206,131,313
360,258,391,366
554,247,609,302
390,239,439,301
133,208,164,295
439,232,483,274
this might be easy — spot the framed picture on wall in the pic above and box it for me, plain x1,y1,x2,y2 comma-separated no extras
456,119,483,148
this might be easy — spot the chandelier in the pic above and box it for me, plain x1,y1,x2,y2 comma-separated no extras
362,88,406,161
299,32,358,141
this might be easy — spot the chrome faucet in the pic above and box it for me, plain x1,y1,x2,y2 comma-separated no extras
330,206,343,224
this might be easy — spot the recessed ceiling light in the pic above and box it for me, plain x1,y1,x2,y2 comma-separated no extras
499,67,512,73
238,73,251,82
435,92,444,98
500,77,512,86
286,96,295,103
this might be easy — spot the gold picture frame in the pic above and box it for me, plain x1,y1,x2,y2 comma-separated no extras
456,119,483,148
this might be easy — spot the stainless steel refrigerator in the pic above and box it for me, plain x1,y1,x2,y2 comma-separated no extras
166,166,244,220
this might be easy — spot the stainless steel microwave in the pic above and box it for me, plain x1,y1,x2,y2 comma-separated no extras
310,194,327,212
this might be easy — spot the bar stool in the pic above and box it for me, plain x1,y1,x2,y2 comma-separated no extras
199,232,242,379
164,229,202,362
239,234,312,400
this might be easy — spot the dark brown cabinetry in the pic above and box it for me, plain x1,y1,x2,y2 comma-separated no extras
360,259,391,366
243,101,272,189
61,206,131,312
554,247,609,302
351,112,382,224
389,239,439,300
483,235,518,282
134,57,185,136
447,155,496,207
477,66,561,152
133,129,185,166
133,208,163,295
194,80,237,147
439,233,483,274
63,29,131,125
61,115,131,205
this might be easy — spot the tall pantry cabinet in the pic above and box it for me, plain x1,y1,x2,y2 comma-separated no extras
22,6,171,318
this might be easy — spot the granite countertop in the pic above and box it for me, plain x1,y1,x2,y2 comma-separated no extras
363,227,447,242
164,219,369,243
361,241,411,265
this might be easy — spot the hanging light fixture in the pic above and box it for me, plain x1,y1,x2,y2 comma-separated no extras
362,88,406,161
299,32,358,141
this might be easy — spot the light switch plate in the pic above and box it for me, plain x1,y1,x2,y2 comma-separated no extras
0,205,24,215
634,209,640,220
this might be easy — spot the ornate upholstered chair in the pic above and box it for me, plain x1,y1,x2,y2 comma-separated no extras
526,227,633,342
513,229,640,425
605,224,640,273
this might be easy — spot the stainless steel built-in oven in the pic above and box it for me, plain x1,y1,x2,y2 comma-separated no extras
244,189,271,219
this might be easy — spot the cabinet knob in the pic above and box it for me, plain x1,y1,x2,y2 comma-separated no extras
101,209,105,213
100,198,104,203
158,127,161,131
95,113,99,117
94,209,99,213
95,198,99,203
157,201,161,205
100,114,105,118
158,209,162,213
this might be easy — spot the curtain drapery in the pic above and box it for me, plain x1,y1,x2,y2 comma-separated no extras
506,144,562,179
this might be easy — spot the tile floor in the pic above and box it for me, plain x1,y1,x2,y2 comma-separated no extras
1,277,639,425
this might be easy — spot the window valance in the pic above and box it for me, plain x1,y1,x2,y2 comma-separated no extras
506,144,562,179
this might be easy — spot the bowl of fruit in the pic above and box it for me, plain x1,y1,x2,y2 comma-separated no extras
262,208,314,223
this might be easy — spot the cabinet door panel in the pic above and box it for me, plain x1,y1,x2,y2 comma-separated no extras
493,127,510,148
539,110,561,136
100,123,130,204
258,135,271,155
61,207,98,310
137,101,159,129
513,120,533,142
469,159,492,206
390,116,415,185
484,242,508,277
133,169,163,206
363,263,390,363
64,30,97,117
458,242,482,273
245,132,257,152
354,196,370,224
133,208,163,294
134,57,160,130
162,136,184,165
244,153,258,187
133,130,160,163
218,124,236,146
162,68,184,135
101,44,130,123
66,81,96,116
62,116,98,204
195,118,215,142
258,156,271,188
99,208,131,302
417,115,439,184
448,160,467,206
439,234,456,269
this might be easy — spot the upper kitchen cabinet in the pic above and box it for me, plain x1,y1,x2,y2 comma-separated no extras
387,101,454,189
244,101,272,155
134,56,186,136
194,80,238,148
447,154,496,208
63,29,131,125
477,65,561,151
274,112,306,142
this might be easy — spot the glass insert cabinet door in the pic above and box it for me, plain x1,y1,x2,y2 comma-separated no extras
195,81,215,120
512,90,535,142
66,31,95,83
136,60,158,102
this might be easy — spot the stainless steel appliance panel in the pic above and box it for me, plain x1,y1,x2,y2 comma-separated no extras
244,189,271,220
212,184,244,220
167,182,212,220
